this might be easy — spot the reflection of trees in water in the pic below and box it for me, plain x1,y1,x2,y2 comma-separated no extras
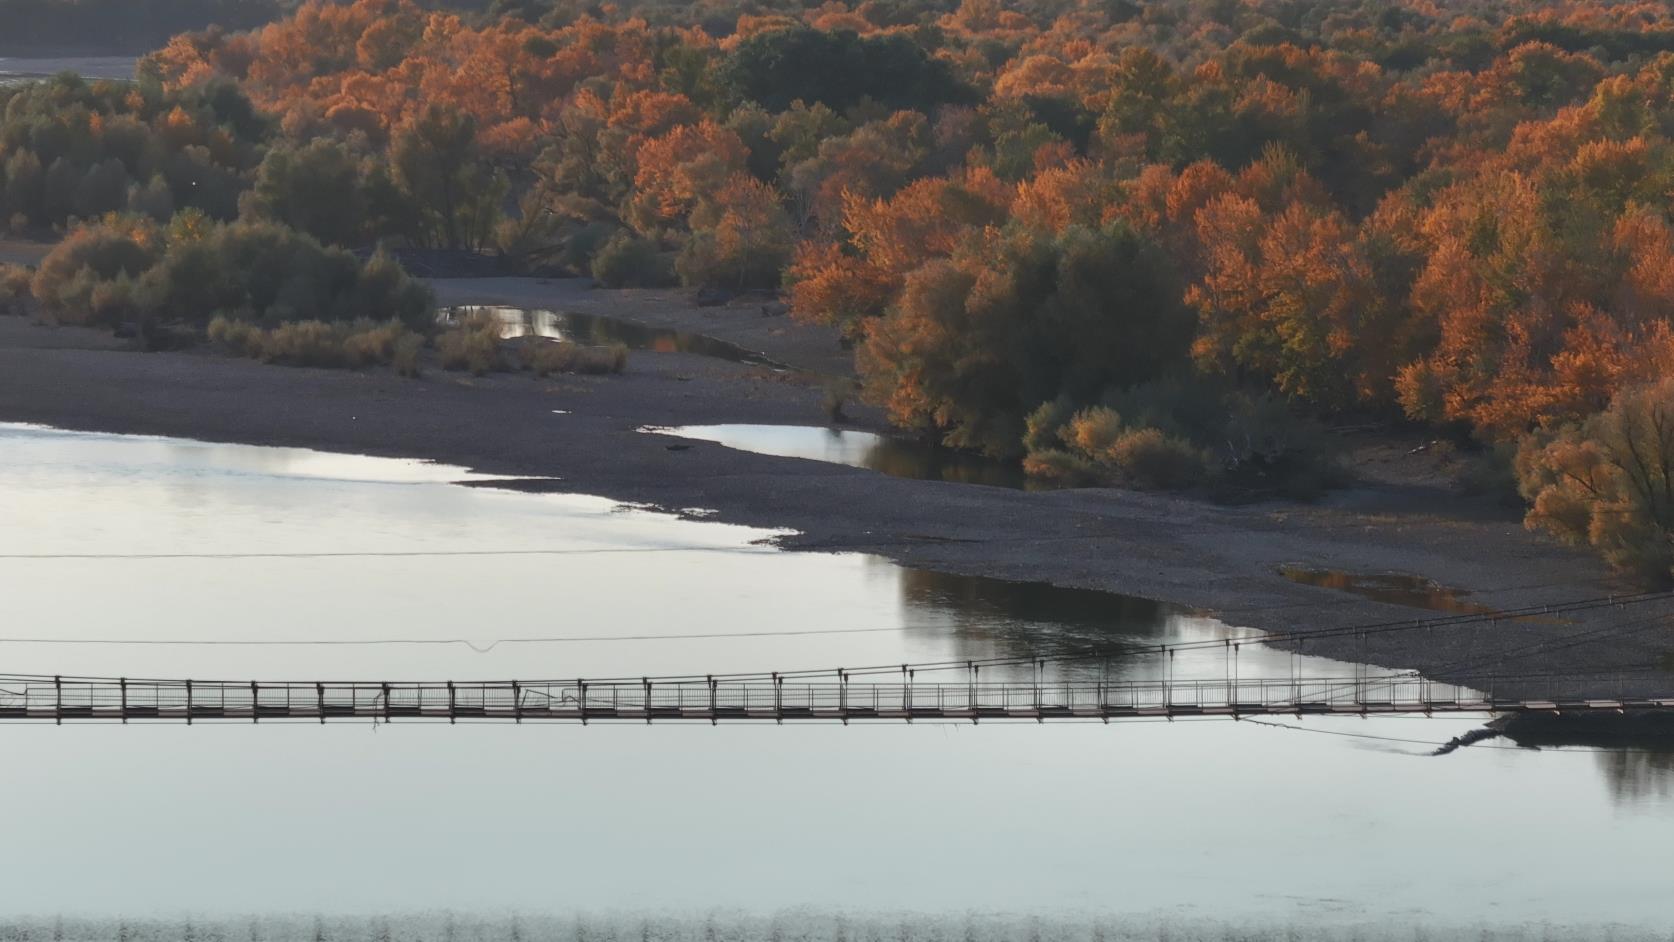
1503,714,1674,806
897,568,1171,680
861,439,1026,489
1596,749,1674,803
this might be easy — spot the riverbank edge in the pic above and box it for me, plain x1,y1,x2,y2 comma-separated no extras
0,300,1668,701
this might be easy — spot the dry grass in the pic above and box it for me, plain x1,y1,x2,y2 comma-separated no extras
515,340,628,376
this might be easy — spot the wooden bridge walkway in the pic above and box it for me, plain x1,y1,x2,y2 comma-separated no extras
3,673,1671,724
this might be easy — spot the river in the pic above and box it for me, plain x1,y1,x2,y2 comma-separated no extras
0,423,1670,938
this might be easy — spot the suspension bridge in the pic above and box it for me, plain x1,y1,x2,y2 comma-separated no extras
1,668,1670,724
4,591,1672,725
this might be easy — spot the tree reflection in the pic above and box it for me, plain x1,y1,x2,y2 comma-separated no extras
896,568,1173,680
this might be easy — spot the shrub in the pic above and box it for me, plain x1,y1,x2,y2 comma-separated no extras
823,378,854,423
437,310,505,375
558,222,617,275
392,333,424,378
208,315,422,371
32,216,434,330
1065,406,1124,458
1108,427,1207,489
30,219,160,326
590,233,676,288
0,264,31,315
1021,448,1101,486
1023,399,1074,454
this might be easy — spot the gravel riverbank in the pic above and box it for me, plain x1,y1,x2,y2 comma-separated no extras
1,281,1669,699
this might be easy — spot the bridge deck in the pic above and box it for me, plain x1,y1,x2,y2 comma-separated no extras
1,675,1668,724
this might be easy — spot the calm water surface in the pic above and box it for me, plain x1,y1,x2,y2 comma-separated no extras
0,57,137,85
651,424,1030,489
440,305,789,370
0,423,1671,933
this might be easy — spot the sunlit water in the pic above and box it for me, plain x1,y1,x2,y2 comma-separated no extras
0,57,137,86
0,423,1671,935
647,424,1029,489
439,306,788,370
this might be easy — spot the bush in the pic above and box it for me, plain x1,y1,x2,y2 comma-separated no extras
437,309,505,375
33,216,434,330
823,378,854,423
1023,399,1074,454
1108,427,1207,489
1021,448,1101,485
29,219,160,326
0,264,31,315
590,233,676,288
392,333,424,378
209,315,421,371
1065,406,1124,457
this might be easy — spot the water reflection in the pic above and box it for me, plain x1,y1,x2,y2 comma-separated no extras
1279,564,1498,615
652,423,1030,489
1499,713,1674,805
440,305,788,370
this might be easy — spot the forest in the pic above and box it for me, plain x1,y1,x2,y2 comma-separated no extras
9,0,1674,581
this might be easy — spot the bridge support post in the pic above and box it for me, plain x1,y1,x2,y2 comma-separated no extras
512,681,522,724
54,675,61,727
838,669,848,726
251,681,259,724
579,680,587,725
185,678,192,726
120,677,127,725
448,681,456,724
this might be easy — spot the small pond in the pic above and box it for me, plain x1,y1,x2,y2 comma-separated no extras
440,305,789,370
648,423,1032,489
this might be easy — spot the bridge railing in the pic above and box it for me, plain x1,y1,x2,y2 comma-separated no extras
0,672,1583,722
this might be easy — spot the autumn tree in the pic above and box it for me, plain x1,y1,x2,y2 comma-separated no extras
389,104,505,252
1517,378,1674,585
859,222,1190,457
